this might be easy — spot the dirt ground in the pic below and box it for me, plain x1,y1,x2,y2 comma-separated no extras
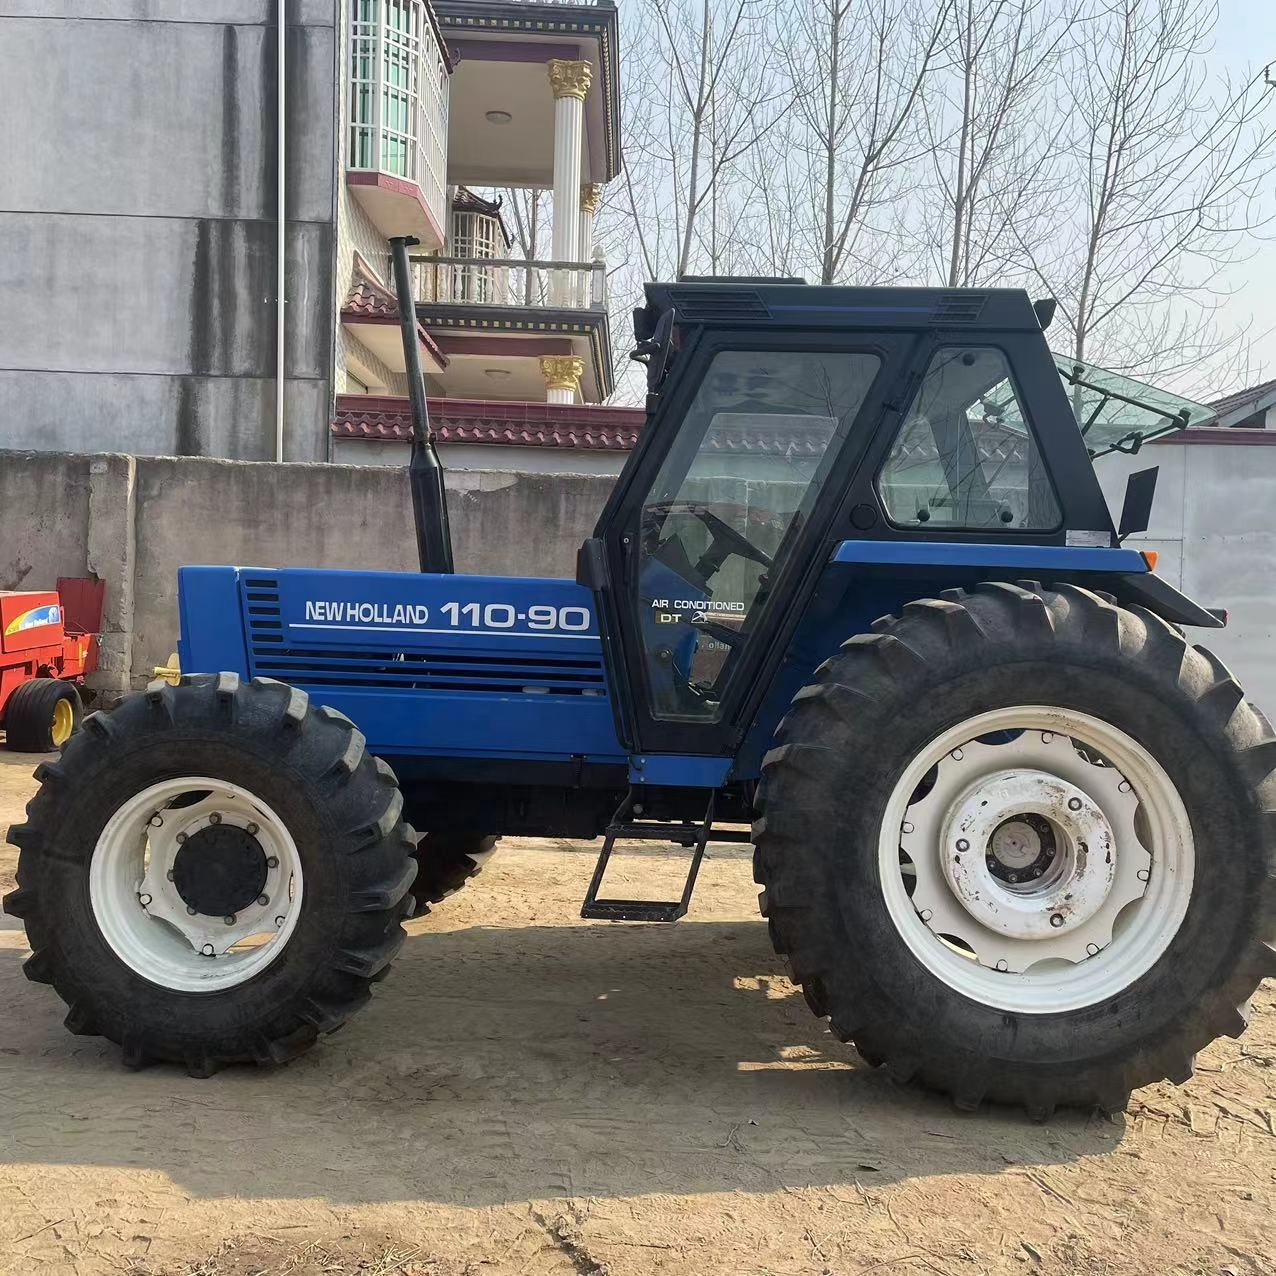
1,747,1273,1276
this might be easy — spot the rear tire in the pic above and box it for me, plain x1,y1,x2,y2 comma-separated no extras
754,582,1276,1114
410,831,498,914
4,678,81,752
2,674,417,1074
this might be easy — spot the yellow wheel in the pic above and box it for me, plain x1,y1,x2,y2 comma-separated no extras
3,679,82,752
51,697,75,747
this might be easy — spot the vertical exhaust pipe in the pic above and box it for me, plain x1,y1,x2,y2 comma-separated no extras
390,235,454,575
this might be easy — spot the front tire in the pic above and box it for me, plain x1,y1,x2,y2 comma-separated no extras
3,674,417,1074
754,582,1276,1115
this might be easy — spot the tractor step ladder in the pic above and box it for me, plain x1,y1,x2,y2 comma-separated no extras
580,790,750,922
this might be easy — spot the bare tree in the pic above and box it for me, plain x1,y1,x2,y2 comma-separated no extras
620,0,786,281
1020,0,1276,387
766,0,952,285
502,187,551,305
915,0,1080,289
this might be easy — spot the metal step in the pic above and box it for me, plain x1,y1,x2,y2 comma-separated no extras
580,791,722,923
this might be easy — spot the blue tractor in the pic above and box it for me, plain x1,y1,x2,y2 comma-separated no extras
7,241,1274,1117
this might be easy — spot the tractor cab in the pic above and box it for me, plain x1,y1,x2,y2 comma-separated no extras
578,280,1215,761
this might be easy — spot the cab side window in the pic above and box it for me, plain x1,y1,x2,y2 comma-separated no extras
877,347,1061,531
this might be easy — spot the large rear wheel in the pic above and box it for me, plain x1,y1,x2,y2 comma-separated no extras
754,582,1276,1115
3,674,417,1074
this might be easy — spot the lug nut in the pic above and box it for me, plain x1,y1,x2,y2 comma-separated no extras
956,838,969,852
201,944,215,957
902,821,914,834
266,856,279,869
246,822,259,835
1041,732,1053,743
1067,797,1082,811
1086,943,1101,957
175,832,186,844
138,893,152,907
1049,912,1064,928
187,906,197,916
257,894,269,906
995,959,1008,972
149,813,163,827
223,914,236,926
166,869,176,882
950,747,964,760
275,915,286,928
209,812,222,825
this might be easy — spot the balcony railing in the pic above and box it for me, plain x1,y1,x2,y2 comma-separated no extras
410,255,608,311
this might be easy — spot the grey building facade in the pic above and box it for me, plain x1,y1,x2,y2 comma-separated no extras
0,1,338,461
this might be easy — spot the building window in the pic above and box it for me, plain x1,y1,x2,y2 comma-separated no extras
348,0,448,205
877,347,1061,531
450,209,505,303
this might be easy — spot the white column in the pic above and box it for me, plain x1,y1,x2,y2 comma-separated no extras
541,355,584,405
547,59,592,307
577,183,601,307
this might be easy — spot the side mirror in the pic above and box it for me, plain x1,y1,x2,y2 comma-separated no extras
1118,466,1158,541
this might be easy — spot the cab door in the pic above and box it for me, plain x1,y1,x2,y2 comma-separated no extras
581,330,915,757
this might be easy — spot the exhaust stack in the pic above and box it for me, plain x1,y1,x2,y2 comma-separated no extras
390,235,454,575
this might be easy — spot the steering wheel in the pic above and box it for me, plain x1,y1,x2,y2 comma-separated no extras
646,501,774,577
689,614,746,647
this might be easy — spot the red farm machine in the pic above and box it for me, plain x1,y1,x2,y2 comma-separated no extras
0,580,102,752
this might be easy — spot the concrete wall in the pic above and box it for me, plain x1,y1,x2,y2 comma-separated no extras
1097,440,1276,713
1,440,1271,716
0,2,338,462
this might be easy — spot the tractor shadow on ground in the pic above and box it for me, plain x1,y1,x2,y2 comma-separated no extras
0,901,1124,1207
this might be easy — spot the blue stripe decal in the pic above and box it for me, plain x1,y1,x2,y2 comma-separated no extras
830,541,1146,573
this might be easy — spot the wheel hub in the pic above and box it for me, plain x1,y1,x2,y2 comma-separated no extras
89,777,303,993
172,824,268,918
987,814,1055,882
902,732,1150,972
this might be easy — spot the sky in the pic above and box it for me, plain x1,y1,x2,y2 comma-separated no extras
1209,1,1276,387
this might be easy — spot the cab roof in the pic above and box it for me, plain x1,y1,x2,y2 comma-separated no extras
639,280,1045,335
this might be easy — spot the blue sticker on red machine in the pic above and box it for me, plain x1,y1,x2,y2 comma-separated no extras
4,604,61,636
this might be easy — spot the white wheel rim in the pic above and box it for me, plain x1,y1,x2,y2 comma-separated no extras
878,706,1194,1014
90,776,304,993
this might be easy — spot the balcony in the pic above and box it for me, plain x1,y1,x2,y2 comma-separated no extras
407,251,613,400
346,0,449,248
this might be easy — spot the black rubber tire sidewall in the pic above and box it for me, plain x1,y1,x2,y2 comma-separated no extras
40,734,368,1057
755,584,1276,1109
828,660,1256,1081
4,679,81,752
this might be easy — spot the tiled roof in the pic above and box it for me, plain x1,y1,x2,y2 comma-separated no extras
343,278,398,321
333,395,645,450
1207,376,1276,423
341,280,450,369
331,396,1034,460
